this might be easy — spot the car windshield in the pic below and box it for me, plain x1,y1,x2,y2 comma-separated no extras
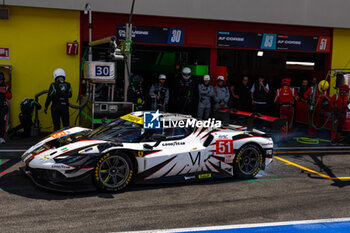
88,118,143,143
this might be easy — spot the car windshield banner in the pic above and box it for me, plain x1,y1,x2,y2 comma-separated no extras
117,25,184,45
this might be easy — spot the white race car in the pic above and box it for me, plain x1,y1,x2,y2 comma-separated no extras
21,111,273,192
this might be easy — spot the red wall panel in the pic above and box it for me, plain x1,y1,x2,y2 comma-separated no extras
80,12,332,48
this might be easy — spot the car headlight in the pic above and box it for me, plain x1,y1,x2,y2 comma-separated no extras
266,149,273,155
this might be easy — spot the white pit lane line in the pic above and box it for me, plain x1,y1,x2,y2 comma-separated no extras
117,217,350,233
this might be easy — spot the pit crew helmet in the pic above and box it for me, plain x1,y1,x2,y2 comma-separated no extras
182,67,191,80
53,68,66,82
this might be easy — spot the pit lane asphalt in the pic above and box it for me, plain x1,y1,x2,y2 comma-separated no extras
1,153,350,233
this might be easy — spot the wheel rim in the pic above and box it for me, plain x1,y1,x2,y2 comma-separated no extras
238,147,260,175
98,156,129,188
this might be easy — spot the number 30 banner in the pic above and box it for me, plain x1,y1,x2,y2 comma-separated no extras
117,25,184,45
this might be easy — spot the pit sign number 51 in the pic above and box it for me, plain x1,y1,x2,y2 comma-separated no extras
216,140,234,154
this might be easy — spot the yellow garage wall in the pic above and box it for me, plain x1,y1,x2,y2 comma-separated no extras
331,28,350,96
0,6,80,132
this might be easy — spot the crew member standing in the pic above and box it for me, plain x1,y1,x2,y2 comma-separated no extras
303,80,329,136
214,76,230,111
9,98,41,138
178,67,195,115
274,78,298,137
149,74,169,112
197,75,214,119
44,68,72,131
127,75,145,111
0,72,12,143
232,76,251,112
329,84,349,144
251,76,270,115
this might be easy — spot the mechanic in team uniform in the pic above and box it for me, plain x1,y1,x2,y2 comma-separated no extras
0,72,12,143
9,98,41,137
303,80,329,136
274,78,299,137
329,84,349,144
214,76,230,111
127,75,145,111
44,68,72,131
177,67,196,115
149,74,169,112
197,75,214,119
251,76,270,115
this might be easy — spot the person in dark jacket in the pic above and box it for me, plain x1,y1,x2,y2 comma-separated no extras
9,98,41,137
298,79,309,101
177,67,196,115
0,72,12,143
232,76,251,111
128,75,145,111
250,76,269,115
44,68,72,131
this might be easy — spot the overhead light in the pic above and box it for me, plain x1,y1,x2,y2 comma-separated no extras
286,61,315,66
257,51,264,57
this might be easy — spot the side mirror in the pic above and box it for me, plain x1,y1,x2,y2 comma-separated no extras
143,144,153,150
152,134,166,147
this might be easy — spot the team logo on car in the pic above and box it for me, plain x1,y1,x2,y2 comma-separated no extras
143,110,161,129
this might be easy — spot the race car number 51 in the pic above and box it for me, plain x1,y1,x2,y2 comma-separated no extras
216,140,233,154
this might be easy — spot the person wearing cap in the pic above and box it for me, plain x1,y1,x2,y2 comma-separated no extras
177,67,196,115
274,78,298,137
214,76,230,111
0,72,12,143
128,75,145,111
329,84,349,144
250,76,270,115
44,68,72,131
197,75,214,119
149,74,169,111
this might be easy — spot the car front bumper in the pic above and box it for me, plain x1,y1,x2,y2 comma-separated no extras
20,166,97,193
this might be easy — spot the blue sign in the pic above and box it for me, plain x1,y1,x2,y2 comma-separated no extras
117,25,184,45
261,33,277,49
167,28,185,45
95,66,110,77
143,111,161,129
217,31,263,48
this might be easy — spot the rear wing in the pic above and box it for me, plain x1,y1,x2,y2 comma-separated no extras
215,109,287,132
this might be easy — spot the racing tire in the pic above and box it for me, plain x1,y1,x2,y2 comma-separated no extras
233,143,263,179
94,152,134,192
